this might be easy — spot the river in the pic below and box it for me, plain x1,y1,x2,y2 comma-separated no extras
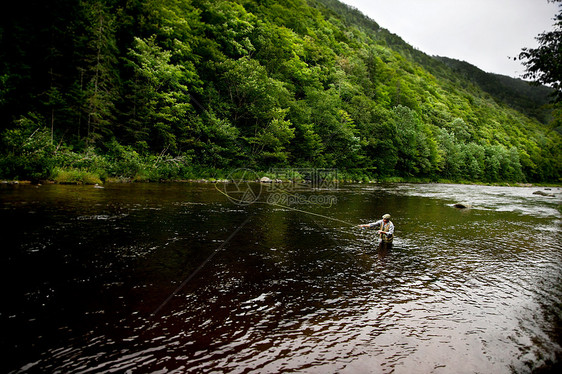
1,182,561,373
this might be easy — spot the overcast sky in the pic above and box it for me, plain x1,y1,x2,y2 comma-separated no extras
339,0,559,79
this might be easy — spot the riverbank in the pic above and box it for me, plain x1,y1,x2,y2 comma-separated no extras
2,176,560,188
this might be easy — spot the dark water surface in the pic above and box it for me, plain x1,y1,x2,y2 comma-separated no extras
1,182,561,373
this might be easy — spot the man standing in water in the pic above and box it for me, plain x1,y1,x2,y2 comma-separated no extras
359,213,394,244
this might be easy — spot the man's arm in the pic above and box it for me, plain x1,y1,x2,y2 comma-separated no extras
359,219,382,228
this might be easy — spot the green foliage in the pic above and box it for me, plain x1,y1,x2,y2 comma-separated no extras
0,0,560,183
438,57,555,123
0,114,55,181
51,167,103,185
125,35,194,153
518,0,562,102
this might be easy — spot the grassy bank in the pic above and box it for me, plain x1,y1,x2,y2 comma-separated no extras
3,165,560,188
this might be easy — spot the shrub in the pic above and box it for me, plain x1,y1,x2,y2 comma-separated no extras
51,167,102,185
0,114,55,181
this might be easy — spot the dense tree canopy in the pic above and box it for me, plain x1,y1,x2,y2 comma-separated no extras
0,0,560,183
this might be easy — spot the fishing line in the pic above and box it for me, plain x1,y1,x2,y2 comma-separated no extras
215,182,381,254
310,216,361,265
267,201,356,227
151,214,253,317
213,182,388,252
214,182,358,228
153,185,357,317
152,183,379,316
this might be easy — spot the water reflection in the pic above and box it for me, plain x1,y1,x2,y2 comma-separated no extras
1,183,561,373
376,241,392,263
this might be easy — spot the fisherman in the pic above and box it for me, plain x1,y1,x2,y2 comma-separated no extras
359,213,394,243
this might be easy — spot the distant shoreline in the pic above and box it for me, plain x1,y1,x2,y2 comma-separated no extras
2,178,560,188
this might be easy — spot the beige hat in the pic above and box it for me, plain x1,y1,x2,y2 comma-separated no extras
382,214,391,219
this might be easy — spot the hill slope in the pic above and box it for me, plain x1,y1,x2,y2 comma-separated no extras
314,0,555,122
0,0,560,182
436,57,554,123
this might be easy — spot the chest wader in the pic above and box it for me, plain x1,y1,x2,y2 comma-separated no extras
380,221,393,243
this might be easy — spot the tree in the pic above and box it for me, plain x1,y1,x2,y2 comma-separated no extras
0,0,559,182
219,57,294,166
518,0,562,101
126,35,193,153
436,128,462,179
81,0,119,144
393,105,431,176
0,114,55,180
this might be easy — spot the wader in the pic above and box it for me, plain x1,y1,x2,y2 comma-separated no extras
380,221,394,243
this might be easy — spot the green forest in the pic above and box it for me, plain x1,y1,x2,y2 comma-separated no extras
1,0,561,183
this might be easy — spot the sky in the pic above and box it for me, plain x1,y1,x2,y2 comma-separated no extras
339,0,559,79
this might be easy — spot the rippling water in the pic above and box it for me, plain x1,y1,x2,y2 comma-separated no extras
1,183,561,373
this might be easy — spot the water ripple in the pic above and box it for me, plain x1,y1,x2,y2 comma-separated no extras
3,183,561,373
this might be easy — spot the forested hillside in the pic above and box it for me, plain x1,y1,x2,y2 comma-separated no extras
436,57,554,124
1,0,560,183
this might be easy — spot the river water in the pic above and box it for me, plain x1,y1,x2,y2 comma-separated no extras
1,182,561,373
